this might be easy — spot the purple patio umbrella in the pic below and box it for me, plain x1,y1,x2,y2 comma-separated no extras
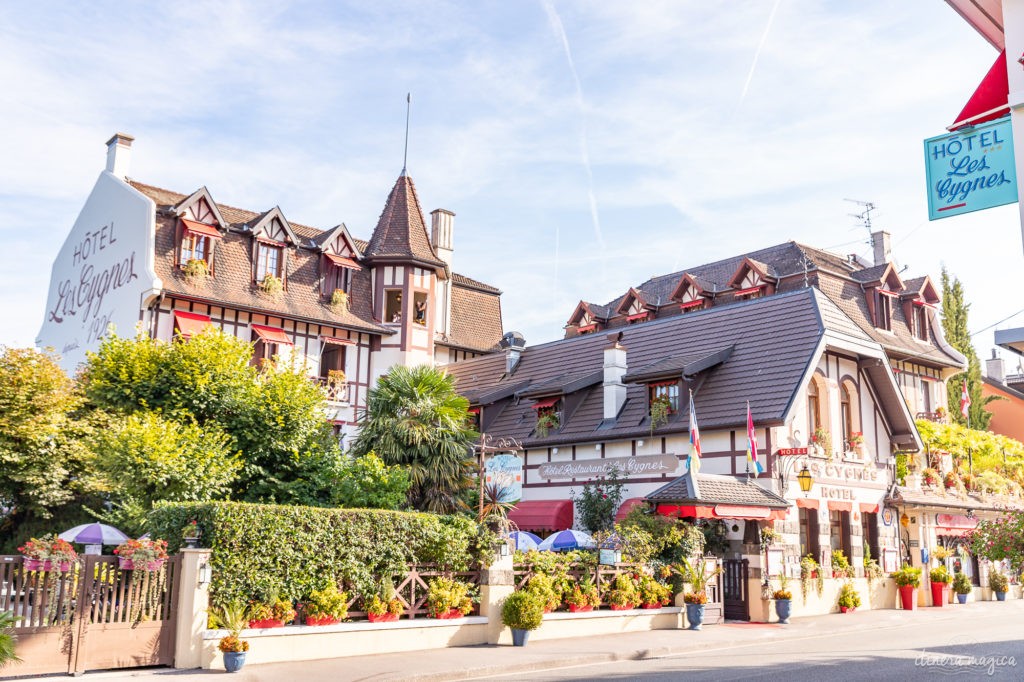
59,523,129,545
538,529,595,552
507,531,542,551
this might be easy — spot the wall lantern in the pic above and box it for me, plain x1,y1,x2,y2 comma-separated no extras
900,512,910,528
796,465,813,496
198,561,212,587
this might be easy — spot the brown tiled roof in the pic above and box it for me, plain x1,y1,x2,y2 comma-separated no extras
888,486,1024,512
364,175,445,268
647,471,790,507
445,280,504,352
452,272,501,295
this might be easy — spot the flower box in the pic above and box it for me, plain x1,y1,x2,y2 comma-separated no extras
641,602,662,610
367,612,400,623
303,615,339,626
118,557,166,571
609,603,635,611
567,604,593,613
433,609,464,620
248,619,285,629
22,558,43,571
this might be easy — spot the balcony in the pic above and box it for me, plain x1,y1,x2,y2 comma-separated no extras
916,411,948,423
316,375,350,405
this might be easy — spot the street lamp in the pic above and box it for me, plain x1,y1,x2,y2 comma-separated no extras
797,465,813,495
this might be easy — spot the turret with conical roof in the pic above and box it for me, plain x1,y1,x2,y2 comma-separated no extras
365,174,447,273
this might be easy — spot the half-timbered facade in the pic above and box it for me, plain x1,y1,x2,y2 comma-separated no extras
38,134,504,443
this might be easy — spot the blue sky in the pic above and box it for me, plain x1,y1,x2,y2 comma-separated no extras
1,1,1021,365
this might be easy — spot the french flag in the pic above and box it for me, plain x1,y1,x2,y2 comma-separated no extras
689,391,702,475
747,401,764,475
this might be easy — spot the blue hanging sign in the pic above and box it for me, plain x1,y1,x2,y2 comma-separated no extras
924,116,1017,220
484,454,523,502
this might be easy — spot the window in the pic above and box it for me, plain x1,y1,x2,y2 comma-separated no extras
799,508,820,560
735,288,762,301
829,510,851,558
413,292,428,326
319,344,346,380
649,381,680,414
180,233,209,266
914,306,929,341
840,385,852,449
807,380,821,434
876,292,892,331
861,512,880,565
324,263,351,297
385,289,403,323
256,243,282,281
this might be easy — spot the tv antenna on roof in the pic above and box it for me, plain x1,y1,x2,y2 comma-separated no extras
845,198,877,246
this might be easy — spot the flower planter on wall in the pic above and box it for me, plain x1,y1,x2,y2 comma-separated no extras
248,619,285,629
641,603,662,610
567,604,593,613
304,615,340,626
433,609,464,620
898,585,916,610
367,612,400,623
118,557,166,571
608,604,634,611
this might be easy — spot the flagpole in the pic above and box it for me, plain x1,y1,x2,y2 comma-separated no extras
745,400,751,482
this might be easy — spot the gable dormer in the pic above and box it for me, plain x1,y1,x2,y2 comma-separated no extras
860,263,905,332
670,273,712,313
248,207,298,287
900,276,941,342
727,257,777,300
318,223,363,299
567,301,607,335
173,187,226,275
615,287,653,324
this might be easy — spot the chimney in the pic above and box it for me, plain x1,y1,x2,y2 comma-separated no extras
105,133,134,180
986,349,1006,384
871,230,892,266
603,332,627,420
431,209,455,336
499,331,526,374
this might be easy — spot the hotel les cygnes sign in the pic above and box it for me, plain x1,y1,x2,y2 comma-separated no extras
924,116,1017,221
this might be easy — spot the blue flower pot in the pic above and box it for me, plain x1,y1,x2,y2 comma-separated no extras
995,591,1007,602
686,603,705,631
224,651,246,673
511,628,530,647
956,593,968,604
775,599,792,624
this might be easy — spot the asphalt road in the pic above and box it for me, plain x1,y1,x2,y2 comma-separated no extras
475,607,1023,681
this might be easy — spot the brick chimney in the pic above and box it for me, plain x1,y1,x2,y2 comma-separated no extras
986,349,1006,384
603,332,627,420
871,230,892,266
105,133,134,180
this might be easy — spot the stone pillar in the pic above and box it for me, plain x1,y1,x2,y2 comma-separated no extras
481,551,515,645
174,548,212,669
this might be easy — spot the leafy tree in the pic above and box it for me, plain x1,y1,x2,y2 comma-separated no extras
91,412,241,534
617,505,705,564
940,268,997,429
571,468,625,533
351,365,477,513
328,452,410,510
968,510,1024,573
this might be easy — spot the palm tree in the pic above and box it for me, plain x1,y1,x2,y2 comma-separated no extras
0,610,21,668
351,365,477,513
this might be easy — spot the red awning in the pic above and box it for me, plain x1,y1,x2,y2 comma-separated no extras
859,503,879,514
320,335,355,346
252,324,293,346
181,218,222,239
733,286,764,297
615,498,647,522
827,501,853,512
531,396,560,410
656,504,715,519
325,253,361,269
173,310,212,339
936,527,971,537
796,498,819,510
468,406,481,415
626,312,649,322
951,50,1008,130
679,300,704,310
655,503,786,521
508,500,573,532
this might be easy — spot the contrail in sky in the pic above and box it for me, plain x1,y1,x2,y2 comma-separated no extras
736,0,782,113
542,0,605,250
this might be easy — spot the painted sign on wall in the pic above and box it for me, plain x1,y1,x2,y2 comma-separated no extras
924,116,1017,220
536,453,679,480
485,454,523,501
37,173,160,372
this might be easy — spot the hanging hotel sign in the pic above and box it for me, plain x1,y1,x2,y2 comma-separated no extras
924,116,1017,220
485,454,523,501
536,453,679,480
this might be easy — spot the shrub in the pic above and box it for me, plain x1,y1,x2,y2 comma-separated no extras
564,579,601,608
921,468,940,486
637,574,671,606
501,591,544,631
930,566,951,584
426,576,474,617
952,571,972,595
148,501,493,603
0,610,21,667
259,274,283,297
303,584,348,620
837,582,861,609
772,589,792,600
989,572,1009,593
249,598,296,624
524,573,561,612
891,565,922,588
831,550,853,578
605,573,640,607
364,594,403,617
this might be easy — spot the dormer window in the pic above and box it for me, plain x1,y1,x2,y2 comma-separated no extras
913,305,929,340
179,219,221,272
875,291,893,331
323,253,359,298
649,381,680,413
532,396,561,437
256,242,283,282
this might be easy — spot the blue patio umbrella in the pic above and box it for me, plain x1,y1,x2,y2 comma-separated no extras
507,531,542,551
58,523,129,545
537,529,596,552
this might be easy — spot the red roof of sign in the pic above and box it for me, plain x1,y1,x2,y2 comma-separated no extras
951,50,1008,129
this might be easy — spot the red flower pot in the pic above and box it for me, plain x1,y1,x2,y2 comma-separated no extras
567,604,593,613
145,559,166,571
248,619,284,629
840,606,855,614
641,603,661,610
367,612,399,623
304,615,339,626
609,603,635,611
433,609,464,619
898,585,916,610
118,557,134,570
930,582,947,608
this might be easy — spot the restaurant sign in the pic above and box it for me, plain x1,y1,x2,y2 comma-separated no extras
536,453,679,481
924,116,1017,220
485,454,523,501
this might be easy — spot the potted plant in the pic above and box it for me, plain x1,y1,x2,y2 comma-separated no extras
649,395,672,433
837,582,861,613
258,273,283,297
302,584,348,625
114,538,168,571
330,288,349,312
211,602,249,673
364,590,404,623
831,550,854,579
501,590,544,647
929,566,950,607
182,258,209,285
810,428,832,458
921,468,941,487
181,520,201,548
524,573,561,613
773,575,793,624
891,565,922,610
18,535,77,572
426,576,474,619
248,596,296,628
677,558,721,630
564,578,600,613
990,571,1009,601
952,571,972,604
534,412,560,438
847,431,864,453
800,555,823,599
605,573,639,611
638,574,671,609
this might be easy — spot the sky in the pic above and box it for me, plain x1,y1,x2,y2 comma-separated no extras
1,1,1022,368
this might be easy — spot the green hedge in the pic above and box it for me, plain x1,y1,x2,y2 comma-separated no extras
149,501,494,603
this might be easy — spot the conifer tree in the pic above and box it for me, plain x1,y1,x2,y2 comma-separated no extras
940,267,995,429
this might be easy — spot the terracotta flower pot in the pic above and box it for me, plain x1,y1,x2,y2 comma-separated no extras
433,609,464,619
248,618,284,629
567,604,593,613
930,582,947,608
840,606,855,613
898,584,916,610
609,603,634,611
304,615,339,626
641,602,661,610
368,612,400,623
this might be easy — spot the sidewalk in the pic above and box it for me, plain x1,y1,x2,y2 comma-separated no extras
23,602,1014,682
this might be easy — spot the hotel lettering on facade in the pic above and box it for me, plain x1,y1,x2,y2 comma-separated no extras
37,134,504,442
